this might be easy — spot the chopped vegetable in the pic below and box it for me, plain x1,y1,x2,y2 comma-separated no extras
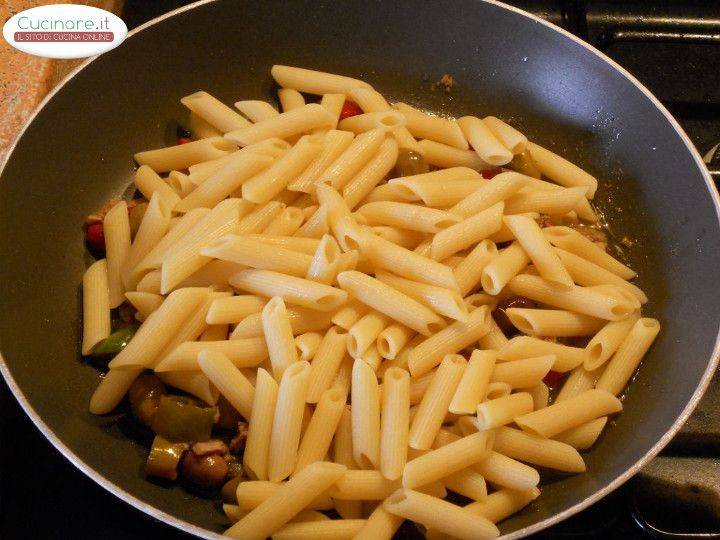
92,325,138,356
510,150,542,178
339,100,363,120
181,448,229,489
177,137,192,145
128,373,167,427
395,149,429,177
151,395,217,442
85,222,105,252
146,435,188,481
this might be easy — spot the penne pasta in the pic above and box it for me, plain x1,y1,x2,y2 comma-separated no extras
493,426,585,472
202,234,312,277
351,358,381,468
343,138,399,209
499,336,585,372
197,350,255,419
554,417,609,450
380,367,410,480
526,142,598,198
505,308,605,337
103,201,132,308
272,519,366,540
271,65,370,95
294,332,322,362
306,234,342,285
235,100,280,122
377,324,415,361
82,259,111,355
358,201,460,233
135,137,236,173
458,116,513,166
417,138,489,170
243,369,279,480
483,116,528,154
181,90,251,132
394,103,468,150
449,350,496,414
585,311,640,370
476,392,534,430
154,338,267,372
294,388,346,474
225,104,335,147
431,202,504,261
262,297,299,380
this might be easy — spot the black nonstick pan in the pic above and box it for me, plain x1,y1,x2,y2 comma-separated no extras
1,0,719,538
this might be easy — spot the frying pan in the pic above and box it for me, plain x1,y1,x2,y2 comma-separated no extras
1,0,719,538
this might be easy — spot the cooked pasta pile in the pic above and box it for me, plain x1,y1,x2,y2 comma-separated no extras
82,65,661,540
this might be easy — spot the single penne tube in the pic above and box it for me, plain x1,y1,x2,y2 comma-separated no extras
394,103,468,150
293,205,329,239
515,389,622,438
235,100,280,122
376,272,467,322
491,356,555,389
333,405,359,469
294,332,322,362
108,288,209,369
442,469,488,502
123,193,172,289
527,382,550,409
190,111,222,138
503,214,573,287
278,88,305,112
133,208,211,277
294,388,346,474
409,369,435,406
161,198,244,293
288,130,355,193
430,202,504,261
474,451,539,491
480,241,530,295
404,431,493,488
267,361,311,482
554,416,609,449
476,392,534,430
505,308,606,337
379,367,410,480
526,142,598,198
458,116,513,166
181,90,251,132
103,201,132,308
158,372,219,406
357,201,460,234
206,295,268,324
360,183,416,205
504,185,588,215
499,336,585,372
351,358,381,468
487,212,538,244
243,369,279,480
507,274,636,321
331,299,369,330
556,365,601,402
417,138,489,170
337,271,446,336
306,234,342,284
318,128,386,190
230,269,348,311
197,350,255,419
409,354,467,450
247,234,320,255
202,234,312,277
543,226,636,279
383,489,499,540
166,170,195,197
348,311,391,358
154,338,267,371
261,297,299,380
493,426,585,473
555,247,647,303
595,318,660,395
361,342,382,372
463,487,540,524
271,65,370,95
483,116,528,154
328,470,401,500
225,461,346,540
338,110,406,133
272,519,366,540
178,260,245,289
348,229,458,290
135,270,161,293
454,240,498,296
388,167,483,207
377,324,415,360
371,226,426,249
243,137,323,204
134,136,236,173
408,306,490,377
235,480,333,512
585,311,640,370
230,307,334,339
174,152,274,211
353,504,404,540
125,291,163,321
449,350,496,414
89,368,143,414
484,381,512,400
315,93,346,131
225,104,335,147
82,259,111,355
343,138,399,209
449,171,527,218
263,207,305,236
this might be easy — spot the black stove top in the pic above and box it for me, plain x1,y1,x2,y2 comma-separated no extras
2,1,719,538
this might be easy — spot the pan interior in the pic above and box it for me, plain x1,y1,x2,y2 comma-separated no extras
1,0,718,537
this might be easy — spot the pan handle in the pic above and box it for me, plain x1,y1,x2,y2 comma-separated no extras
596,28,720,49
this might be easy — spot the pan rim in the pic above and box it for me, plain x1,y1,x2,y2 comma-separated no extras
0,0,718,538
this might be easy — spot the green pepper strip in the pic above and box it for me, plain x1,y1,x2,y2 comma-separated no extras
92,325,138,356
145,435,188,481
150,395,217,442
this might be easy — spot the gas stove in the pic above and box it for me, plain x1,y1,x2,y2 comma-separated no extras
1,1,718,539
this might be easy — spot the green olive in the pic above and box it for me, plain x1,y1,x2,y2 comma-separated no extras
395,149,429,177
128,373,167,427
